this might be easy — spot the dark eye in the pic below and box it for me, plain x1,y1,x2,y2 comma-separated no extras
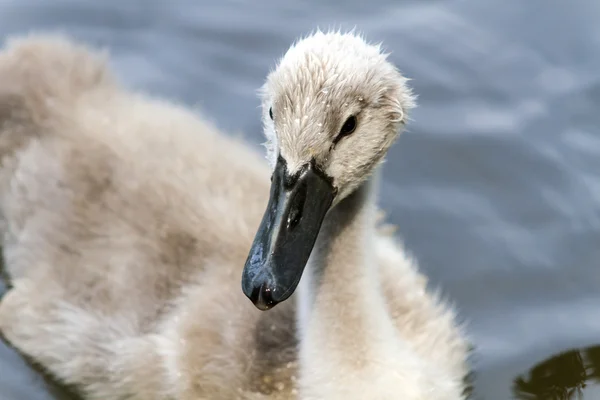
269,107,273,120
334,116,357,144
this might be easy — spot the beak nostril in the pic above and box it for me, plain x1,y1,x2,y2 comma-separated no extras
287,181,307,230
287,207,302,229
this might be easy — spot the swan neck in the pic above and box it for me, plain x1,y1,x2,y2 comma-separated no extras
312,170,379,282
296,168,392,343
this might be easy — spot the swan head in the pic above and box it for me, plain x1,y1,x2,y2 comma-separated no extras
242,30,416,310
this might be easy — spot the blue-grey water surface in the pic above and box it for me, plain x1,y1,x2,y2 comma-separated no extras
1,1,600,399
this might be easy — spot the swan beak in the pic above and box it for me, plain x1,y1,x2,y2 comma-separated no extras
241,156,335,311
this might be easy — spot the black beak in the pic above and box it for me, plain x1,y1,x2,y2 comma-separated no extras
241,156,335,310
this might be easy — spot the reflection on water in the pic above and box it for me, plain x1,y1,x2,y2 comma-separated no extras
513,346,600,400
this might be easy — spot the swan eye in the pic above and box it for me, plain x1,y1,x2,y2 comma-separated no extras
269,107,273,120
334,116,357,144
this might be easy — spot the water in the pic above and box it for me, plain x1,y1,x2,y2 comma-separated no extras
0,0,599,398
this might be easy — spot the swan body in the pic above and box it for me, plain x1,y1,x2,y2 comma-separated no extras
0,31,469,399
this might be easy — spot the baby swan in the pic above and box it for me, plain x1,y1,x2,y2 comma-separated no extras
242,32,467,399
0,30,468,399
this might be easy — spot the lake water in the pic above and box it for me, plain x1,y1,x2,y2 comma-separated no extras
1,0,600,399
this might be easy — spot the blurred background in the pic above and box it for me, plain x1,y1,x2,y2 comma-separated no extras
0,0,600,399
